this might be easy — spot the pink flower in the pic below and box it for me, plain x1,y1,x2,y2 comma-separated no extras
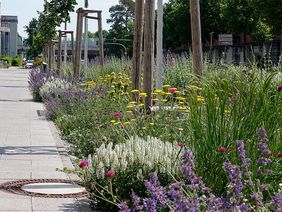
218,147,227,153
113,112,122,117
277,85,282,91
178,143,185,148
168,88,177,93
106,170,116,177
79,160,89,168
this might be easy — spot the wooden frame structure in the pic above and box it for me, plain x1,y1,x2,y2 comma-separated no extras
57,30,74,73
48,40,58,72
73,8,104,80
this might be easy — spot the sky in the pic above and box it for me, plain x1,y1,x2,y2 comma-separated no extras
1,0,168,39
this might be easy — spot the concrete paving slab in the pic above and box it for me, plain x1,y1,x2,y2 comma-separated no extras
0,69,90,211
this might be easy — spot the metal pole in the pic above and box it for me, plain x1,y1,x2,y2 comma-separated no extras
84,0,88,71
64,22,67,65
57,31,62,73
156,0,163,91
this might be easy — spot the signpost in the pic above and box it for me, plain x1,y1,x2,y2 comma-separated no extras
218,34,233,46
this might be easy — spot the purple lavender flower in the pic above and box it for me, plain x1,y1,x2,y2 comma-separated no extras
223,162,244,204
181,150,210,194
237,140,251,169
131,191,144,211
144,173,168,208
168,181,192,211
118,201,130,212
257,128,271,155
143,198,157,212
272,194,282,211
257,157,272,166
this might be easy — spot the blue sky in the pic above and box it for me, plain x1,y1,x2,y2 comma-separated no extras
1,0,168,39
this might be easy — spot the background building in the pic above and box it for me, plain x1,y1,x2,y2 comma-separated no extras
1,15,18,57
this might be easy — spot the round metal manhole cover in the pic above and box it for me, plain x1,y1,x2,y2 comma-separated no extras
22,183,85,195
0,179,88,198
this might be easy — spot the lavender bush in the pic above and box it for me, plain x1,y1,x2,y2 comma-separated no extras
118,128,282,211
28,69,57,101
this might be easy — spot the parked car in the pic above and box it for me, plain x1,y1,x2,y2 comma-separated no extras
25,60,33,69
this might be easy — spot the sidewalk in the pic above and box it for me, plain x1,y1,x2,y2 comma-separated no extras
0,68,91,211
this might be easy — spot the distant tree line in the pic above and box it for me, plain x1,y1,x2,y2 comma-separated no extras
24,0,282,58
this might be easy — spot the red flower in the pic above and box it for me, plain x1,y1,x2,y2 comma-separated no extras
168,88,177,93
277,85,282,91
106,170,116,177
278,153,282,158
113,112,122,117
178,143,185,148
278,138,282,141
79,160,89,168
218,147,227,153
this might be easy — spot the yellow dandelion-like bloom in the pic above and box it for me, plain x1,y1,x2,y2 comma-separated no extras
160,91,166,96
165,92,172,96
131,89,139,93
124,122,130,125
126,111,133,114
177,101,184,105
110,120,117,123
152,92,158,95
161,99,168,103
224,109,231,113
154,89,162,93
129,101,137,105
174,91,180,94
142,127,147,130
113,122,121,125
176,97,186,101
197,96,205,102
162,84,171,88
185,109,191,113
126,105,134,109
138,103,145,107
140,93,148,97
152,98,160,101
179,107,186,111
149,122,155,126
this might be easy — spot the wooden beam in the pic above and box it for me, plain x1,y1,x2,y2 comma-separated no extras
57,31,62,73
143,0,155,110
73,10,84,80
132,0,144,97
98,12,104,66
85,16,99,20
190,0,203,77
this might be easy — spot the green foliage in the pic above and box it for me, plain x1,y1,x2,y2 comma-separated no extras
11,56,23,66
0,56,12,67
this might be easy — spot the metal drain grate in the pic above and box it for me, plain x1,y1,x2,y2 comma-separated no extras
0,179,88,198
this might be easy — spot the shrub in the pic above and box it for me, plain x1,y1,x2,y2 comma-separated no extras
80,136,184,210
118,129,282,211
11,56,22,66
28,69,56,101
39,77,72,98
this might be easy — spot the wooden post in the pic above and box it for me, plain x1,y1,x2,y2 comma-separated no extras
132,0,144,96
57,31,62,73
84,0,89,71
73,8,84,80
190,0,203,77
64,22,68,65
98,11,104,66
48,41,52,71
156,0,163,91
71,32,74,63
143,0,155,110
